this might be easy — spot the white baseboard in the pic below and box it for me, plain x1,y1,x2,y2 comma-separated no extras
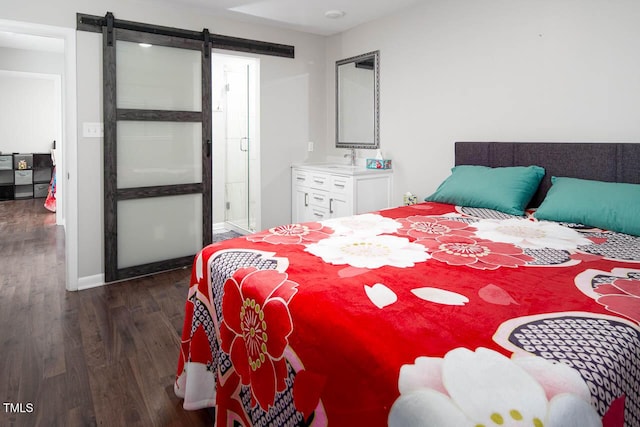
213,221,249,235
212,222,226,232
77,273,105,291
223,221,251,235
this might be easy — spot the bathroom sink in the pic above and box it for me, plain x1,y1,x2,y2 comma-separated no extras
292,163,390,176
325,164,357,170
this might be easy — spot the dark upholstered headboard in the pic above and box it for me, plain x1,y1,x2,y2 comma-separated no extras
455,142,640,207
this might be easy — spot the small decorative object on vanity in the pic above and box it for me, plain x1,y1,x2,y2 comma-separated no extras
403,192,418,205
366,148,391,169
366,159,392,169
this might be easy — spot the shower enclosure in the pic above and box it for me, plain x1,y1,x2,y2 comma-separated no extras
212,53,259,234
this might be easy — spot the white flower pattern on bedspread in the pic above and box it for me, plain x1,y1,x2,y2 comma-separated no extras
389,347,602,427
473,218,592,250
304,213,429,269
305,235,430,269
320,213,401,237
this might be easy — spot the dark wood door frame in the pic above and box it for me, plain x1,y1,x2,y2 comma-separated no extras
81,11,294,283
102,23,212,283
77,12,295,59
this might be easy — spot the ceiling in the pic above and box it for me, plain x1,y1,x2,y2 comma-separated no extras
0,0,420,53
165,0,422,36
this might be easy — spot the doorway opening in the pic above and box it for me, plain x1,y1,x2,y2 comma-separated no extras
212,53,260,235
0,31,63,223
0,19,78,290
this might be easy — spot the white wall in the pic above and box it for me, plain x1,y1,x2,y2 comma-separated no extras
2,0,327,283
0,71,58,154
0,46,64,73
0,47,63,154
326,0,640,203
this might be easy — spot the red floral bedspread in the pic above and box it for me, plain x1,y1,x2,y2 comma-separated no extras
175,202,640,427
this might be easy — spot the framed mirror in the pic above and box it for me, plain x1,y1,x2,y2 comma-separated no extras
336,50,379,149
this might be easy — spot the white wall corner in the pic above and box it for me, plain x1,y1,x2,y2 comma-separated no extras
77,274,106,291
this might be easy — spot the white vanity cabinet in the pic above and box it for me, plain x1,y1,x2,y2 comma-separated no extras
291,164,393,223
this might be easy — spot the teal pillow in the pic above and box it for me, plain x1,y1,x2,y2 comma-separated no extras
425,165,545,216
534,177,640,236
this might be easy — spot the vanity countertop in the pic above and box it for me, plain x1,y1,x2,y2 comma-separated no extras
292,163,392,176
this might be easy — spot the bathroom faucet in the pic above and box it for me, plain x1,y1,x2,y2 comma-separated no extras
344,148,356,166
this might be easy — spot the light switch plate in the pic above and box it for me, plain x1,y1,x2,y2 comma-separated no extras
83,122,104,138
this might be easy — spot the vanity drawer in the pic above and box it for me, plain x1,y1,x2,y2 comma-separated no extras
14,170,33,185
309,207,329,221
330,176,352,194
308,190,330,209
309,173,330,191
293,169,310,187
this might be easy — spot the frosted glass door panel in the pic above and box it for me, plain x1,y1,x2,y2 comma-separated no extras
117,194,202,269
116,41,201,111
117,122,202,188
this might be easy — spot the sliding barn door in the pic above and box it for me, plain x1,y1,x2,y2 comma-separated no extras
103,25,212,283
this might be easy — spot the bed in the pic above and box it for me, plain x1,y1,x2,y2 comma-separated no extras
175,142,640,427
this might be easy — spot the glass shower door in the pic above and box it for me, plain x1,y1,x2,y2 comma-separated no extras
224,63,256,232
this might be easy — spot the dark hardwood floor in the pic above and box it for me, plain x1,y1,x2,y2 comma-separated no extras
0,199,212,426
